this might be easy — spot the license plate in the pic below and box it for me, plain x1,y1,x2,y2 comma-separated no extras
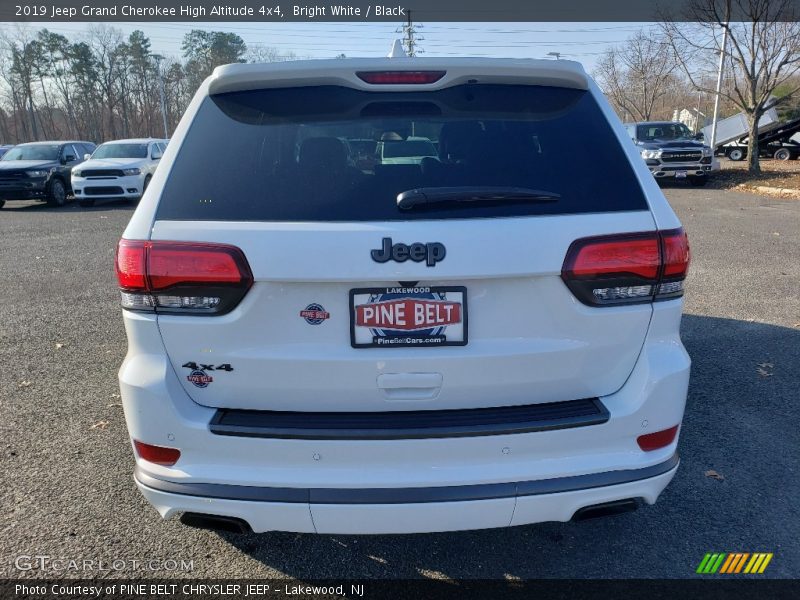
350,286,467,348
675,170,687,178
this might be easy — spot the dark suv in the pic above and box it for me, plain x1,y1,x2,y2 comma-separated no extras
0,141,96,208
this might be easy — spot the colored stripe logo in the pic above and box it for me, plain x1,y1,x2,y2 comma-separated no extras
696,552,773,574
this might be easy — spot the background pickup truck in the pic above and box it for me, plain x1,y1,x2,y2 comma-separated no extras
625,121,714,187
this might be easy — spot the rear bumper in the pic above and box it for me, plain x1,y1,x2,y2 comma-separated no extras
120,300,690,534
135,456,678,534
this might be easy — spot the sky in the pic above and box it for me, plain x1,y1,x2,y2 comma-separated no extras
4,21,658,72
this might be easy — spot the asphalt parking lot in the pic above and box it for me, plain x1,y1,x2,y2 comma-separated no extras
1,187,798,580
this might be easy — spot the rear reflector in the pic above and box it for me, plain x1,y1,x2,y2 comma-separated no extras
115,240,253,315
133,440,181,466
637,425,680,451
356,71,446,85
561,228,690,306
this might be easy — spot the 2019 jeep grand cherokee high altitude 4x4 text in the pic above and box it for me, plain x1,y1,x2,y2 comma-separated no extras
116,58,690,534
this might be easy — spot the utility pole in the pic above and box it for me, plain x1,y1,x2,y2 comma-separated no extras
398,11,423,57
694,90,702,134
709,23,729,152
152,54,169,139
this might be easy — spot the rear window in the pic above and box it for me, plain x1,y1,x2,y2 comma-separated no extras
156,84,647,222
382,139,437,159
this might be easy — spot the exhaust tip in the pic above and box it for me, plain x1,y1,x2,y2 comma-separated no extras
180,512,252,534
572,498,639,521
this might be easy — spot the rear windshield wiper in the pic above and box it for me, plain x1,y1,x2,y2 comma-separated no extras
396,186,561,210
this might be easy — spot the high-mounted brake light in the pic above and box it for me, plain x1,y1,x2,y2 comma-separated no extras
561,228,690,306
356,71,446,85
115,240,253,315
133,440,181,466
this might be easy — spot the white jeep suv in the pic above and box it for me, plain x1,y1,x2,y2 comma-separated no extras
116,58,690,535
73,138,168,207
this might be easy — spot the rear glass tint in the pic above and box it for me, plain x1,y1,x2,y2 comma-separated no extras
156,84,647,222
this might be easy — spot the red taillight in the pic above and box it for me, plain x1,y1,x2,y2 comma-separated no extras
637,425,680,451
115,240,253,315
148,243,250,290
133,440,181,466
661,228,690,279
115,239,147,290
356,70,446,85
563,233,660,280
561,228,690,306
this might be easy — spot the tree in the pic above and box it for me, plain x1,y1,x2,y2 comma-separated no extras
3,27,43,139
124,31,157,135
773,76,800,120
662,0,800,172
595,30,680,122
68,41,101,141
246,45,300,63
38,30,78,138
0,24,304,144
182,30,246,92
88,25,125,140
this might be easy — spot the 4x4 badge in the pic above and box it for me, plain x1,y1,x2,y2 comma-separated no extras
181,362,233,388
371,237,446,267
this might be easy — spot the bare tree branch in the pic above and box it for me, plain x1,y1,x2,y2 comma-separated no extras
661,0,800,172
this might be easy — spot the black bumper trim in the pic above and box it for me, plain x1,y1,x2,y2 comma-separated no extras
209,398,609,441
134,454,679,505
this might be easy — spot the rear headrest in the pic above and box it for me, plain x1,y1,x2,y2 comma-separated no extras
299,137,347,170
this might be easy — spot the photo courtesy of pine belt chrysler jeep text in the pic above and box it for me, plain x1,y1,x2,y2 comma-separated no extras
115,58,691,534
